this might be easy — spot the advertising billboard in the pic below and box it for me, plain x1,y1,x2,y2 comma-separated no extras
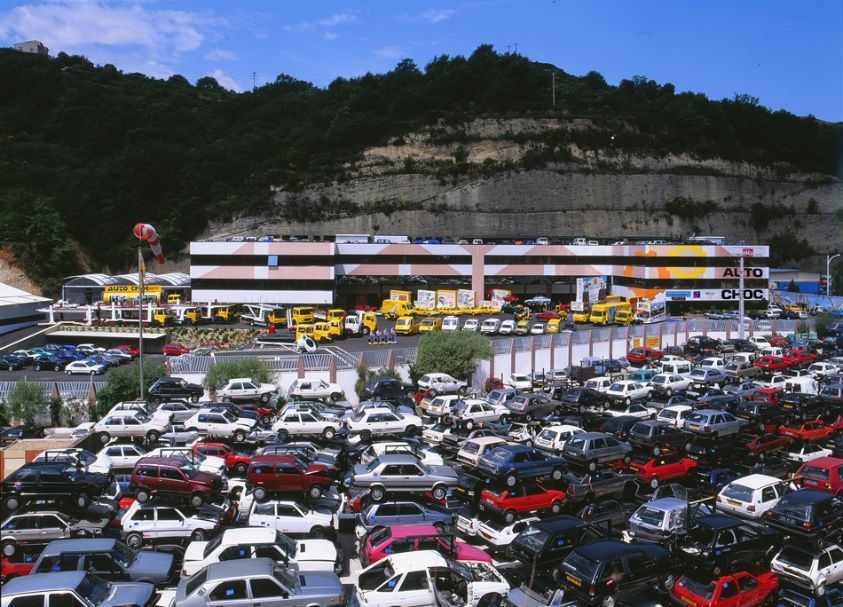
575,277,608,305
103,285,162,301
389,290,412,302
457,289,475,309
436,290,457,309
490,289,511,309
415,289,436,310
664,289,770,302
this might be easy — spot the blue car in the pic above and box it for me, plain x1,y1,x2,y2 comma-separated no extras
775,584,843,607
357,500,452,535
32,354,67,371
476,444,568,487
85,354,119,368
689,467,739,493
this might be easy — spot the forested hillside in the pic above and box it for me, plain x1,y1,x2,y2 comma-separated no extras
0,44,840,294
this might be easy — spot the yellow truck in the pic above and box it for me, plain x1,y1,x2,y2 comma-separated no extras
312,322,334,342
395,316,421,335
572,305,591,324
418,317,443,333
167,293,182,304
614,308,634,326
288,306,315,325
382,299,413,320
515,319,531,334
589,302,629,326
295,324,317,342
345,311,377,336
546,318,562,333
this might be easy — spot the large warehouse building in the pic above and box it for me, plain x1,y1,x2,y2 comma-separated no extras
189,240,770,308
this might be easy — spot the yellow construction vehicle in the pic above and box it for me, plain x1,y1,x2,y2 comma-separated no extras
382,299,413,320
295,324,317,342
312,322,334,342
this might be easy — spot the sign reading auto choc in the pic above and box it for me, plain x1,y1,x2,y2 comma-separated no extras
103,285,162,301
665,289,769,302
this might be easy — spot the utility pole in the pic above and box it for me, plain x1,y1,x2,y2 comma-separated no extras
551,71,556,108
137,247,145,398
738,253,745,340
828,253,841,296
252,72,256,91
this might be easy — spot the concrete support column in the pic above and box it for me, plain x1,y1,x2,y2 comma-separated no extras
625,325,631,355
386,350,395,371
703,320,709,336
550,335,555,370
658,323,664,348
673,321,678,347
489,353,496,380
588,329,594,357
530,338,536,373
567,334,574,369
470,247,489,303
297,356,306,379
328,356,337,383
510,340,516,374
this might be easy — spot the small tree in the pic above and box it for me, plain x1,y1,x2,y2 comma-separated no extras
203,358,275,393
786,280,800,293
814,314,834,339
49,396,63,426
355,363,399,399
95,362,167,417
8,381,48,425
411,331,492,383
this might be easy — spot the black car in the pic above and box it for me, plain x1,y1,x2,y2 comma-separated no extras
780,394,834,421
599,415,639,441
628,420,690,456
32,354,66,371
722,338,758,352
774,584,843,607
576,500,636,529
827,434,843,458
546,411,606,432
688,467,741,493
677,514,781,573
0,354,26,371
764,489,843,539
734,401,790,433
148,377,204,403
685,335,722,356
649,394,694,409
362,377,415,400
506,394,560,420
686,436,744,467
2,463,111,511
0,425,46,446
507,516,611,582
741,455,792,480
557,387,606,413
558,539,674,605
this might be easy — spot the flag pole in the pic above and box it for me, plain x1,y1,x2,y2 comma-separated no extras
138,246,145,398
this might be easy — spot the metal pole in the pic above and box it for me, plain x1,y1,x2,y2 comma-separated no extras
551,71,556,108
738,253,745,340
828,254,841,297
138,246,145,398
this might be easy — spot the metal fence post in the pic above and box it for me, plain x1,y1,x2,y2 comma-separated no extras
510,339,516,374
549,334,555,370
530,338,536,373
297,356,306,379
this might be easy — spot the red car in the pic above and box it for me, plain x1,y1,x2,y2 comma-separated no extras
626,346,664,365
628,453,697,489
131,456,223,508
479,483,566,524
245,454,332,501
747,387,783,405
1,557,34,582
795,456,843,495
114,344,139,357
160,343,190,356
782,348,817,367
745,434,792,456
362,524,491,567
671,570,778,607
484,377,504,392
414,388,430,406
769,335,789,347
193,442,252,476
779,420,835,442
752,356,789,372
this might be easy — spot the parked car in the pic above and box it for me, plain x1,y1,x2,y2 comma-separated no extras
476,444,568,487
677,514,782,573
417,373,468,396
64,360,107,375
161,343,190,356
2,570,155,607
794,457,843,495
149,377,204,403
247,454,332,501
764,489,843,539
349,454,458,501
479,482,567,523
1,463,111,511
605,380,652,404
92,412,171,444
120,502,221,548
685,409,747,438
717,474,786,519
672,570,779,607
130,456,224,508
345,407,423,441
184,409,256,442
629,453,697,488
247,499,334,538
628,420,690,456
450,399,510,430
771,544,843,597
356,501,453,536
563,468,637,503
534,424,587,454
216,378,278,403
361,524,490,567
562,432,633,472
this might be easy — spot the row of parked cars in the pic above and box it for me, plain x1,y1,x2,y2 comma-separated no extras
0,343,140,375
1,330,842,607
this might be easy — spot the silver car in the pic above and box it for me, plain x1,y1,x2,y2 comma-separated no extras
1,510,108,558
1,571,154,607
561,432,633,472
175,558,344,607
684,409,747,438
349,453,459,502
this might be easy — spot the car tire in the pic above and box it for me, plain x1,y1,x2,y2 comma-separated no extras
322,427,336,440
1,540,17,557
76,493,90,510
310,526,326,539
260,393,271,404
429,389,438,397
135,489,151,503
277,429,289,441
662,574,676,591
330,392,342,402
7,365,13,371
458,386,467,396
758,422,766,433
65,370,72,375
370,487,386,502
405,425,418,437
360,430,372,443
588,460,598,473
189,493,206,508
477,594,502,607
653,445,661,457
505,473,517,487
126,533,143,549
233,431,246,443
526,413,534,422
5,496,22,511
504,510,516,524
254,487,268,502
191,395,199,403
433,522,448,534
34,364,42,371
666,388,673,397
551,467,563,481
602,594,616,607
817,583,826,596
146,430,159,443
625,397,631,406
262,415,271,426
190,529,206,542
432,485,447,500
234,462,248,476
464,420,475,431
309,485,323,500
98,432,110,444
550,501,562,514
650,477,659,489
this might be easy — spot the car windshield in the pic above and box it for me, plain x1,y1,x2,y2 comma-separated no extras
180,463,198,478
538,429,557,441
609,383,624,392
113,542,136,567
688,525,717,545
511,527,548,554
368,527,391,546
676,576,716,600
633,506,665,527
774,547,813,571
76,574,111,607
202,534,224,558
775,498,812,521
365,459,382,472
561,552,599,581
351,410,366,422
721,484,754,502
651,376,667,385
358,562,395,591
273,564,297,593
798,465,829,481
660,410,678,420
686,413,709,424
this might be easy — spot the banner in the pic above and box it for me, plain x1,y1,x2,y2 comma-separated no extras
437,290,457,309
457,289,476,309
664,288,770,302
576,277,608,305
389,290,412,302
415,289,436,310
103,285,162,301
490,289,511,309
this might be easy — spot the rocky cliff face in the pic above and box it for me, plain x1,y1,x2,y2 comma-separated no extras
202,118,842,269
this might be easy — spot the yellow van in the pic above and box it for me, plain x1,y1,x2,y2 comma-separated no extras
395,316,421,335
382,299,412,319
295,324,316,341
546,318,561,333
418,317,443,334
614,308,634,326
167,293,182,304
312,322,333,342
515,319,531,334
573,306,591,323
183,307,201,325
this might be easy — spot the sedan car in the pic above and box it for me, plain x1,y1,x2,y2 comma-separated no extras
64,360,107,375
685,409,747,438
605,380,652,404
161,343,190,356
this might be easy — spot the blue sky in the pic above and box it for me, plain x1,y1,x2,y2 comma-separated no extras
1,0,841,121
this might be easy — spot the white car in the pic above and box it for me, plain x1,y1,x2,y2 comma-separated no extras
345,407,423,441
477,516,540,550
761,374,789,390
479,318,501,334
605,380,652,404
699,357,727,370
760,347,785,358
95,443,148,469
426,395,462,417
451,399,510,430
534,425,586,453
354,551,509,607
70,422,95,438
146,446,227,478
184,409,256,442
784,441,832,464
584,376,614,393
656,405,694,429
748,336,771,349
716,474,784,519
92,411,170,443
771,544,843,597
441,316,460,331
287,378,344,401
417,373,468,396
216,378,278,403
121,502,219,549
361,441,444,467
603,402,657,419
504,373,533,391
64,360,107,375
271,410,339,440
498,320,516,335
457,436,510,467
182,526,339,576
247,499,333,538
530,323,545,335
808,362,839,379
649,374,692,396
462,318,480,331
456,511,481,537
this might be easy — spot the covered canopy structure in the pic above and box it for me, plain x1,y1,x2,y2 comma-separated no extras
0,282,50,335
61,272,191,305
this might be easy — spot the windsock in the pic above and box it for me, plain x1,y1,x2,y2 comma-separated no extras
133,223,165,264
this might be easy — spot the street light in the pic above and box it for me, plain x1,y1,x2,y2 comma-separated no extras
828,254,841,297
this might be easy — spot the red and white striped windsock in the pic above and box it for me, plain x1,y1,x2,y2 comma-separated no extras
133,223,165,264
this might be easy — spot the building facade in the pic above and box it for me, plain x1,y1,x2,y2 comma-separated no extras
13,40,49,56
189,240,770,308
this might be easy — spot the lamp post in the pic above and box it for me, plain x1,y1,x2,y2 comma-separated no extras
828,254,841,297
138,247,145,397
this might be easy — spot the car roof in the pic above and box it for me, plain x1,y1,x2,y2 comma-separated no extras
464,436,507,446
725,474,780,489
371,453,420,464
574,539,647,559
691,409,726,416
643,498,687,510
250,454,300,464
40,538,118,555
695,514,745,529
206,557,275,580
3,570,86,594
799,456,843,469
781,489,834,504
577,432,612,440
220,527,277,543
388,524,438,538
531,515,583,533
136,456,190,466
383,550,447,571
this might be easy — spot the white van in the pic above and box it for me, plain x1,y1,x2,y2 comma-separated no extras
498,320,516,335
584,376,614,393
480,318,501,335
572,238,587,246
441,316,460,331
660,360,694,378
760,347,785,358
536,237,549,245
462,318,480,331
784,376,819,395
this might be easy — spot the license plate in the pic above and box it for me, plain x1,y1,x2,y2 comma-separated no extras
688,424,700,430
681,596,697,607
783,404,793,409
629,465,640,471
727,499,741,506
565,575,582,587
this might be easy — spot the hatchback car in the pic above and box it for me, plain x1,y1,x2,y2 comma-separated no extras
685,409,747,438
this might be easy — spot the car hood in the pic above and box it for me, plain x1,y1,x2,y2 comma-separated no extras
101,582,154,607
297,539,338,561
455,542,492,563
128,550,174,579
298,570,344,598
182,540,208,562
192,471,221,486
427,465,458,479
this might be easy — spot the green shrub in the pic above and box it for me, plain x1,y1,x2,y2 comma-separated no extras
7,381,47,425
664,197,719,220
95,362,167,418
411,331,492,383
